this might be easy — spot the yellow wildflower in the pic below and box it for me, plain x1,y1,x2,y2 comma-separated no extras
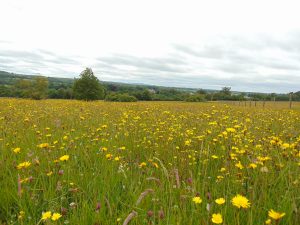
211,213,223,224
41,211,52,221
139,162,147,168
38,143,49,148
51,212,62,221
235,161,244,169
231,194,250,209
249,163,257,169
265,219,271,224
192,196,202,204
106,154,112,159
268,209,285,220
215,198,225,205
13,147,21,154
59,155,69,161
17,161,31,170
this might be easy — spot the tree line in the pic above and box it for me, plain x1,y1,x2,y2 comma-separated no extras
0,68,299,102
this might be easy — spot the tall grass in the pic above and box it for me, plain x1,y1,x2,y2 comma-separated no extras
0,99,299,224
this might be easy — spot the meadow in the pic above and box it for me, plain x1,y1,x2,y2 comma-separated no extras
0,99,299,225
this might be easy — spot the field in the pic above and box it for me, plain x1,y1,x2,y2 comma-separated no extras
0,99,299,225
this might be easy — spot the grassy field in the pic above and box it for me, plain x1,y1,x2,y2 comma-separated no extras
0,99,299,225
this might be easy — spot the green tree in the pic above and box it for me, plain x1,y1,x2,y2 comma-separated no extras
13,79,32,98
73,68,104,101
220,87,231,96
30,77,49,100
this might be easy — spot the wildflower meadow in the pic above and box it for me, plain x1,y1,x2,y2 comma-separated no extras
0,99,299,224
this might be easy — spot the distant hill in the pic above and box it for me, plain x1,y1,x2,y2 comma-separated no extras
0,70,212,93
1,70,298,101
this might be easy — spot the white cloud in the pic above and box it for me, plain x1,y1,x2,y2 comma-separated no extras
1,0,300,92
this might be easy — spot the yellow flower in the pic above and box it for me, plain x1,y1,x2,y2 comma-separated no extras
249,163,257,169
268,209,285,220
235,161,244,170
212,213,223,224
17,161,31,170
51,212,62,221
106,154,112,159
59,155,69,161
139,162,147,168
231,194,250,209
226,128,236,133
13,147,21,154
152,162,159,168
215,198,225,205
18,211,25,220
220,167,226,172
265,218,271,224
41,211,52,221
101,147,108,151
47,171,53,176
114,156,120,161
192,196,202,204
38,143,49,148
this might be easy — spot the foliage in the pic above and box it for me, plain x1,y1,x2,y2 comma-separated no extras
105,93,137,102
1,70,300,101
185,94,206,102
73,68,105,101
11,77,49,99
30,77,49,100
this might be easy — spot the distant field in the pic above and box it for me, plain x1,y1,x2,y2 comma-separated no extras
0,99,299,224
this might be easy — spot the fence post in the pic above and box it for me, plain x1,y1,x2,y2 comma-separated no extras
289,92,293,109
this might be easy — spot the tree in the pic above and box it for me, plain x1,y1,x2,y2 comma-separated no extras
13,79,32,98
73,68,105,101
13,77,48,99
196,89,207,95
220,87,231,96
30,77,49,100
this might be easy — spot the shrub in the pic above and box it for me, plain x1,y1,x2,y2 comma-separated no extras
105,93,137,102
185,94,206,102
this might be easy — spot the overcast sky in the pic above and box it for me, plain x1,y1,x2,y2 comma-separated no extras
1,0,300,93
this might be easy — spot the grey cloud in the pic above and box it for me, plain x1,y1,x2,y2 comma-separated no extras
97,54,189,73
0,49,80,66
1,32,300,93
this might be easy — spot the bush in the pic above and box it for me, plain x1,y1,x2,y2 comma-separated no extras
185,94,206,102
105,93,137,102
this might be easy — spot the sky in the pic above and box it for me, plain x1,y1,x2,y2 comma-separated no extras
1,0,300,93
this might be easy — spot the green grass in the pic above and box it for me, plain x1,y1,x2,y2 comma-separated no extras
0,99,299,224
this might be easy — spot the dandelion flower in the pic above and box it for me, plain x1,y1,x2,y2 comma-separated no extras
41,211,52,221
192,196,202,204
106,154,112,159
59,155,69,161
13,147,21,154
212,213,223,224
38,143,49,148
235,161,244,170
17,161,31,170
265,218,271,224
268,209,285,220
231,194,250,209
51,212,62,221
215,198,225,205
139,162,147,168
